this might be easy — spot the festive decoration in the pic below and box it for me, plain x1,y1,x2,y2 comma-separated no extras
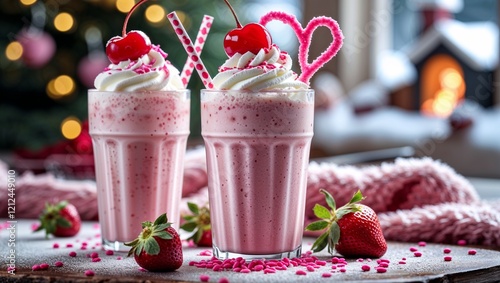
0,0,237,151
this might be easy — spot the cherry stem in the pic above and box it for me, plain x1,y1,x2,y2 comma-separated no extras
224,0,242,28
122,0,149,37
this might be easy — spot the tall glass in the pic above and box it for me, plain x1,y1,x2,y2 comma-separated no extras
201,89,314,260
88,90,190,252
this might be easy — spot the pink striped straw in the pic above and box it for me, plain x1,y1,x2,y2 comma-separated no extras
167,12,213,89
180,15,213,88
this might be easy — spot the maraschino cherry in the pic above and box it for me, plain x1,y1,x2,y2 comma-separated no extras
223,0,272,57
106,0,152,64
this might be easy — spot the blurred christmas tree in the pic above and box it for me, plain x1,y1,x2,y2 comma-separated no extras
0,0,240,152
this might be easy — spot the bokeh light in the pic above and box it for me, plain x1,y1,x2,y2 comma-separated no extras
116,0,135,13
46,75,76,99
19,0,37,6
54,12,75,32
145,4,165,24
5,41,23,61
61,117,82,140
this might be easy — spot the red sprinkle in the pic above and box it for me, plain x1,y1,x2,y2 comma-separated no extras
361,265,371,271
69,251,77,257
66,243,73,248
116,256,123,260
399,261,406,264
218,277,230,283
443,248,452,254
457,239,467,246
39,263,49,270
444,256,452,261
414,252,422,257
200,275,210,282
418,241,427,247
378,262,389,268
105,250,114,256
92,257,101,262
376,267,387,273
84,270,95,276
468,249,477,255
54,261,64,267
409,247,418,252
32,265,40,271
322,272,332,277
53,243,60,248
295,270,307,275
90,252,99,258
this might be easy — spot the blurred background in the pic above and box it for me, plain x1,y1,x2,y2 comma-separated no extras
0,0,499,180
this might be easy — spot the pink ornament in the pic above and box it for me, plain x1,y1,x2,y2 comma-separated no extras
16,29,56,68
77,52,109,88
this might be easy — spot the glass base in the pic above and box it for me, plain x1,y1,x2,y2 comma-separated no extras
213,245,302,260
102,239,131,253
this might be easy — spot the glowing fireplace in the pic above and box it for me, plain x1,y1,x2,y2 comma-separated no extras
420,55,465,117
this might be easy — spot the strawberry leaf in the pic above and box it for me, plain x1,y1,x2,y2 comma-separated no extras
181,222,198,232
327,222,340,254
313,204,331,220
142,221,153,229
311,232,329,253
143,237,160,255
320,189,336,210
349,190,364,204
154,223,171,232
56,218,72,228
305,220,328,231
187,202,199,215
153,213,168,226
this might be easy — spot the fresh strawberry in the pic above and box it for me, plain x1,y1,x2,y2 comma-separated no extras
125,213,183,272
180,202,212,247
35,200,81,238
306,190,387,258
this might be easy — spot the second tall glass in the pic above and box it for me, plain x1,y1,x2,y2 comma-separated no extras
201,89,314,260
89,90,190,252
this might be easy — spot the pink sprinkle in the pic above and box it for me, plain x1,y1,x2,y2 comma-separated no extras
361,265,371,271
379,262,389,268
306,265,315,272
331,257,340,264
92,257,101,262
331,265,337,270
468,249,477,255
54,261,64,267
357,258,364,262
322,272,332,277
240,268,251,273
69,251,77,257
376,267,387,273
443,248,452,254
32,265,40,271
414,252,422,257
198,250,212,256
339,268,347,273
90,252,99,258
264,268,276,274
105,250,114,256
84,270,95,276
399,261,406,264
418,241,427,247
200,275,210,282
380,258,390,263
295,270,307,275
444,256,452,261
39,263,49,270
409,247,418,252
457,239,467,246
53,243,60,248
66,243,73,248
218,277,230,283
116,256,123,260
316,260,327,266
82,242,88,246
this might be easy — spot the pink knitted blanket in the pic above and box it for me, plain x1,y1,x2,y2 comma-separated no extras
1,149,498,247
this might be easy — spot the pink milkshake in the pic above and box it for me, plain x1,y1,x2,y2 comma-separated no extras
89,90,189,251
201,90,314,258
89,1,190,251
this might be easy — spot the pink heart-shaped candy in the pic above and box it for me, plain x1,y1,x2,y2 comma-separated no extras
260,11,343,85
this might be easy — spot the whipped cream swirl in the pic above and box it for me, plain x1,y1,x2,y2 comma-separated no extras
94,45,183,91
213,45,308,91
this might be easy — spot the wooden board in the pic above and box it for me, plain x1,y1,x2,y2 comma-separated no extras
1,220,499,282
